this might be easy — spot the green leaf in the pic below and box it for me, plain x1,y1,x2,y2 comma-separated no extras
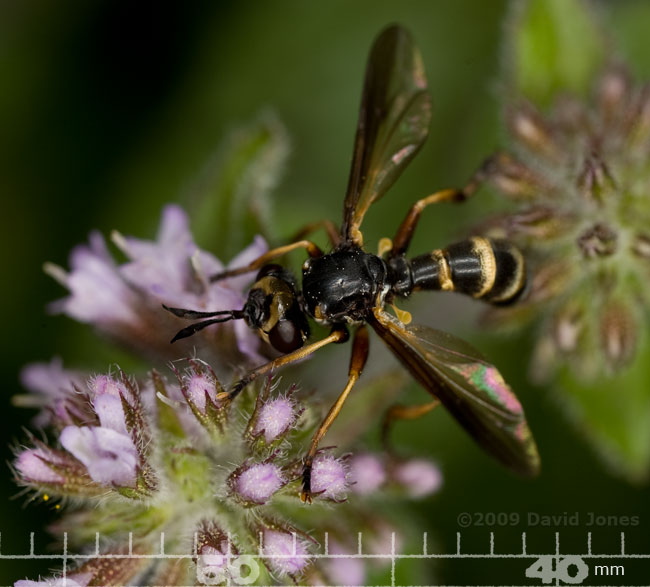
187,111,290,258
507,0,607,106
556,334,650,482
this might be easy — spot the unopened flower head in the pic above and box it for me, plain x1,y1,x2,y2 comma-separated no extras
261,529,311,577
479,62,650,381
309,454,349,501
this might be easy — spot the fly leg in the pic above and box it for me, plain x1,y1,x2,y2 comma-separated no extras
216,328,348,403
301,326,369,503
210,239,323,281
389,159,496,257
381,400,440,453
289,220,341,248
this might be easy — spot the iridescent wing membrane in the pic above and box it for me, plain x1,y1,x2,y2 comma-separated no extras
371,309,540,476
341,25,432,246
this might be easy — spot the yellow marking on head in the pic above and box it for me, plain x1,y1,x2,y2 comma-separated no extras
391,303,412,325
432,250,454,291
377,237,393,258
471,236,497,298
254,276,295,331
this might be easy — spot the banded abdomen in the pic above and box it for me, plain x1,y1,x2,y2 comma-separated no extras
388,237,526,304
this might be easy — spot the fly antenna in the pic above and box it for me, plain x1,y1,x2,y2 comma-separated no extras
162,305,244,343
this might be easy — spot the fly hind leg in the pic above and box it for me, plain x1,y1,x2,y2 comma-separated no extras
389,158,496,258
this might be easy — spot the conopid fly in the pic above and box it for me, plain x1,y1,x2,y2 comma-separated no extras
165,24,540,502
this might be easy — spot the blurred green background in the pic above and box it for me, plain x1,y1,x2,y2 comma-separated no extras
2,1,650,584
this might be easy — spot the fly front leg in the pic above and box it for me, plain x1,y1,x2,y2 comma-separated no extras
389,158,495,258
289,220,341,248
210,239,323,282
301,326,369,503
216,328,348,403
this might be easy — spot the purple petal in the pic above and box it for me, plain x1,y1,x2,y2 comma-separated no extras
58,234,138,325
223,235,268,292
234,463,284,504
262,530,310,575
348,453,386,495
92,395,128,435
60,426,138,487
158,205,192,246
233,319,265,363
20,358,83,400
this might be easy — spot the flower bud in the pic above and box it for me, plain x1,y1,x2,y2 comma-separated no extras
552,304,583,353
262,529,310,576
600,300,637,369
310,454,348,500
393,459,443,498
194,520,237,585
321,540,365,586
14,444,100,496
598,65,630,124
175,361,226,431
230,462,285,505
186,372,221,412
348,453,386,495
507,103,559,161
16,448,67,485
253,397,297,443
483,152,547,199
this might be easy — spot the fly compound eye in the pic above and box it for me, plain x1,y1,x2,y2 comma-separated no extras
268,319,304,353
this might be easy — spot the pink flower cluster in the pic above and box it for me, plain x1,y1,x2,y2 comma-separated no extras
45,205,267,366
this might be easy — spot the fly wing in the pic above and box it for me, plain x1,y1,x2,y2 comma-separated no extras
341,25,432,246
370,309,540,476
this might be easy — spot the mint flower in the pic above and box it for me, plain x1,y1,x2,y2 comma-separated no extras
14,356,440,585
15,113,445,583
45,205,267,366
59,426,138,487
